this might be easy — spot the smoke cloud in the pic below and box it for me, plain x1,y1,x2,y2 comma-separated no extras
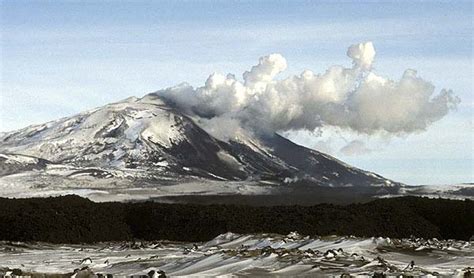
158,42,460,139
340,140,373,156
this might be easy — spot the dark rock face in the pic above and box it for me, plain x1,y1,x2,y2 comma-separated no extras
260,134,393,186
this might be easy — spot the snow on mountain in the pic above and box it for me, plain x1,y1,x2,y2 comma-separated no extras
0,153,51,177
1,97,189,168
0,93,406,200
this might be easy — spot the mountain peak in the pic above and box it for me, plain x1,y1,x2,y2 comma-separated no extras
0,94,398,200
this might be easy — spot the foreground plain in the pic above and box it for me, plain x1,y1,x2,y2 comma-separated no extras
0,232,472,277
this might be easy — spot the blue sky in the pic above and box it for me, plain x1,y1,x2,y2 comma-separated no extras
1,1,472,185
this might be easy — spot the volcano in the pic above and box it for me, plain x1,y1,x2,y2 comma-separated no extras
0,93,415,202
0,93,394,182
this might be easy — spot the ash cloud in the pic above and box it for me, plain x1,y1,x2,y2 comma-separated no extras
158,42,460,139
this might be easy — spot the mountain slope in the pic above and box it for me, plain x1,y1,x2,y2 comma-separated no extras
0,153,52,177
260,134,392,186
0,94,397,193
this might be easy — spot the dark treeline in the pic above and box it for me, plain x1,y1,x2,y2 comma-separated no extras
0,195,472,243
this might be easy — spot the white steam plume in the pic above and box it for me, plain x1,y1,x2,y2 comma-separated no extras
340,140,373,156
158,42,460,138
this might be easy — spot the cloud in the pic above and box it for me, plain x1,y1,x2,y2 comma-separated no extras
157,42,460,139
339,140,373,156
347,41,376,70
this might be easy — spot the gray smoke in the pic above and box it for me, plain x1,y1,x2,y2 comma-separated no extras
158,42,460,139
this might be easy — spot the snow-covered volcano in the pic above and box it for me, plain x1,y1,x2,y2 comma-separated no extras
0,93,393,187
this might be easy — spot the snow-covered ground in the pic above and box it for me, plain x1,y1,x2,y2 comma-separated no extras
383,183,474,201
0,162,472,202
0,233,472,277
0,163,276,202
